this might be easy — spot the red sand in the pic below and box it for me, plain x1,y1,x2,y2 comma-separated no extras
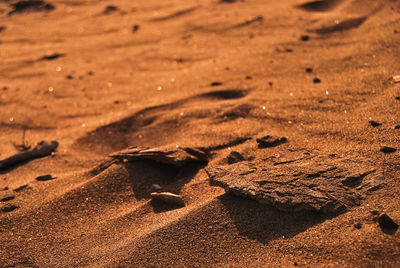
0,0,399,266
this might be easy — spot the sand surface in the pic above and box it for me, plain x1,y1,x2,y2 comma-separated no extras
1,0,400,266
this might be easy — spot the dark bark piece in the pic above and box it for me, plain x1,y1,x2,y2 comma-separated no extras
109,146,207,166
369,120,382,127
14,185,28,192
300,35,310,41
0,190,15,202
150,192,184,206
380,146,396,154
378,214,398,230
40,53,64,61
256,135,287,148
8,0,54,15
210,82,223,87
206,155,382,214
1,204,19,213
227,151,245,164
35,174,55,181
104,5,118,14
313,77,321,83
0,141,58,170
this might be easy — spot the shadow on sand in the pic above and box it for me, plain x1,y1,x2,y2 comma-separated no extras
218,193,331,244
123,160,205,212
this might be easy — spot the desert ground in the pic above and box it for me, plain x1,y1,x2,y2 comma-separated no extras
0,0,400,267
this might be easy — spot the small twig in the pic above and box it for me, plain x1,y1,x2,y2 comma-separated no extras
11,128,31,152
0,141,58,170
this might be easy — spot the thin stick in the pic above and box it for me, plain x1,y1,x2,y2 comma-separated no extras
12,127,31,152
0,141,58,170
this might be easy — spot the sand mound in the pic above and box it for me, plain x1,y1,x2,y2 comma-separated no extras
74,89,255,154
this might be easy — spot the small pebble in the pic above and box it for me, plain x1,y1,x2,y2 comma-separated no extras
210,82,223,86
132,24,140,32
370,210,380,216
300,35,310,41
151,184,162,192
313,78,321,83
305,68,313,73
354,222,362,229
